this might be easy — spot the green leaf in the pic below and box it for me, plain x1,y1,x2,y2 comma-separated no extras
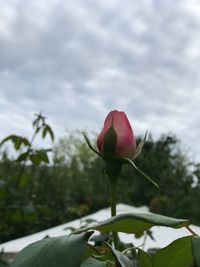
16,152,29,162
29,150,49,165
22,206,37,223
36,205,51,215
19,173,31,187
42,126,48,139
14,136,21,150
36,150,49,163
9,208,22,223
29,153,41,165
11,232,93,267
81,258,109,267
0,135,15,147
0,135,29,150
15,137,30,149
137,249,153,267
21,138,30,146
106,243,134,267
1,135,19,150
192,236,200,266
43,125,55,141
153,235,193,267
75,212,190,235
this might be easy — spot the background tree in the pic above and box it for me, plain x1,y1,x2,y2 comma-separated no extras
0,113,54,242
0,125,200,244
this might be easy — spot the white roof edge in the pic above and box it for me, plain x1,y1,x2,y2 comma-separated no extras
1,203,199,253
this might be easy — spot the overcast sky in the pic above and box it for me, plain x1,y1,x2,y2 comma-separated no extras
0,0,200,160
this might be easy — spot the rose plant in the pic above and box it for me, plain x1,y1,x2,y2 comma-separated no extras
9,110,200,267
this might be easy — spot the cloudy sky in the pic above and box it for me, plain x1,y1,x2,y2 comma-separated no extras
0,0,200,160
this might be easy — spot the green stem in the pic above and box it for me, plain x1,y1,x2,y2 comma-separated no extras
15,126,40,188
110,177,119,250
105,161,121,250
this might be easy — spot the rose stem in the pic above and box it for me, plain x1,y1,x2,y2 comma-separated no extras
110,177,119,250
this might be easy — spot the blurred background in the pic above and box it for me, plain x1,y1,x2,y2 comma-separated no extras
1,0,200,249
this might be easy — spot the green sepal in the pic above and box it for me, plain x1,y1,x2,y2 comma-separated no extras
121,157,159,188
102,126,117,161
132,131,148,160
82,132,102,157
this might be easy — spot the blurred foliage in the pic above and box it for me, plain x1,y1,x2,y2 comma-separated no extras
0,113,55,243
0,116,200,246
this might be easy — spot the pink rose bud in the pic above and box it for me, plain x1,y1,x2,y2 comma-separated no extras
97,110,136,160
